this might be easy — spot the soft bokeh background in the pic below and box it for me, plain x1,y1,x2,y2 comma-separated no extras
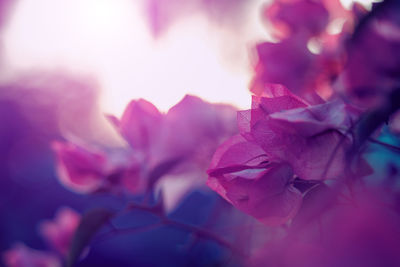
1,0,379,115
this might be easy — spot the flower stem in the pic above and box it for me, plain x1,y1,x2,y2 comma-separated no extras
368,138,400,153
98,202,247,258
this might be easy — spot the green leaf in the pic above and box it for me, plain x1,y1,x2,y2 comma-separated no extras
66,208,115,267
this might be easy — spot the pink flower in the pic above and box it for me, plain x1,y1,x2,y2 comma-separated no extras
3,243,61,267
39,207,81,256
249,84,361,180
207,84,370,224
252,0,364,100
52,95,237,211
207,134,302,226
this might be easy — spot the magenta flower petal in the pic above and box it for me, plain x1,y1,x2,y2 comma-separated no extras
251,36,316,97
156,95,236,167
268,99,360,136
253,84,309,114
39,207,81,256
251,100,357,180
152,95,237,211
52,142,108,193
207,135,302,226
119,99,162,153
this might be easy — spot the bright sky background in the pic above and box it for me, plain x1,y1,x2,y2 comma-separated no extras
2,0,378,116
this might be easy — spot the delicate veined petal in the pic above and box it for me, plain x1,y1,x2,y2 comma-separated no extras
251,103,354,180
208,160,301,226
208,134,266,170
268,99,360,136
207,134,302,225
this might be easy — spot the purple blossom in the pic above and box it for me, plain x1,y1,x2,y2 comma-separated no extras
249,84,363,180
207,84,371,224
53,95,237,211
207,134,302,226
252,0,364,100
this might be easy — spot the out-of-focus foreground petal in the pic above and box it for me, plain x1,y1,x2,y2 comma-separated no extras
39,207,81,256
3,243,61,267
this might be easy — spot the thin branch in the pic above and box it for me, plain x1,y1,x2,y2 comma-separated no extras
368,137,400,153
162,218,247,258
98,202,247,258
95,222,163,244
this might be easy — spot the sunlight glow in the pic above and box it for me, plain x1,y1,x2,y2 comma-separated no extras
340,0,383,10
3,0,266,116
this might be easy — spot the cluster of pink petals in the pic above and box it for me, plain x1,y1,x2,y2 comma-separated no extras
3,207,80,267
207,84,369,225
207,134,302,226
252,0,365,100
53,95,237,210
